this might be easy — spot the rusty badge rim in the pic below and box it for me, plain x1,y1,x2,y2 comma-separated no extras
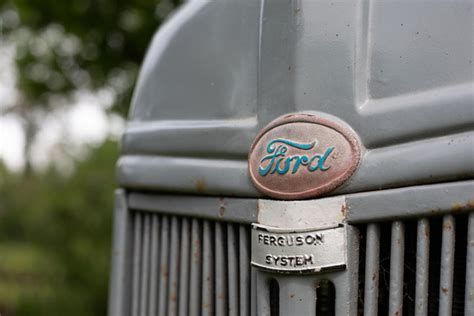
248,113,361,200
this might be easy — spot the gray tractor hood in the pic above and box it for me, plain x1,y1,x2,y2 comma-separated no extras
117,0,474,198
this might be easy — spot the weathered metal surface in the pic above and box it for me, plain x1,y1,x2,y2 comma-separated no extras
363,224,380,316
117,131,473,196
415,218,430,316
127,181,473,224
466,212,474,314
347,180,474,223
439,215,456,315
388,221,405,316
251,224,346,273
248,114,361,199
116,0,473,197
257,196,346,230
108,190,132,316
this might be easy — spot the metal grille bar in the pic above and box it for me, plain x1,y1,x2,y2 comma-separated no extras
466,212,474,314
363,224,380,316
358,213,472,316
128,211,251,316
439,215,456,315
415,218,430,316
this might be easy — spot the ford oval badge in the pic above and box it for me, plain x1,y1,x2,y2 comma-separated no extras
248,114,361,199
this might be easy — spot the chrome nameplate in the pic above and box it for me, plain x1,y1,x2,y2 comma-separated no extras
251,223,346,273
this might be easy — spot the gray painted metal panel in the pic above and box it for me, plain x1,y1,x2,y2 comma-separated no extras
227,224,239,316
131,213,142,316
439,215,456,315
239,225,250,316
128,180,474,225
148,215,159,315
128,192,258,223
108,190,132,316
167,216,180,316
388,221,405,316
347,180,474,223
278,278,316,316
138,214,150,316
255,274,271,316
117,131,474,196
157,216,170,316
178,218,190,316
466,212,474,314
363,224,380,316
215,222,228,316
117,0,473,197
202,220,214,316
415,218,430,316
189,219,202,316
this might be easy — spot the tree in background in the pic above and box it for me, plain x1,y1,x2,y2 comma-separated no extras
0,141,117,316
0,0,180,315
0,0,180,172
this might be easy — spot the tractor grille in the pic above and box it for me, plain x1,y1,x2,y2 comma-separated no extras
357,213,474,316
129,211,251,316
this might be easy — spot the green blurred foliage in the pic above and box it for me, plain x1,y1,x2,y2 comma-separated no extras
0,140,118,316
1,0,180,115
0,0,182,314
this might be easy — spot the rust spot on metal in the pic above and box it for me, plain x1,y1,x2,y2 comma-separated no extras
468,199,474,208
443,223,452,231
340,203,347,217
195,180,205,193
219,206,225,217
451,202,464,213
161,266,169,279
394,312,400,316
441,287,449,294
372,272,377,281
289,294,295,298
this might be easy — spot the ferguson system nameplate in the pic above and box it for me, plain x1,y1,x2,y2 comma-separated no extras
251,223,347,273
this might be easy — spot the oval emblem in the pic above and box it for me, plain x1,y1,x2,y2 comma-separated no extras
248,114,361,199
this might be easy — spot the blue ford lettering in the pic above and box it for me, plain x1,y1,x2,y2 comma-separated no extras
258,139,334,176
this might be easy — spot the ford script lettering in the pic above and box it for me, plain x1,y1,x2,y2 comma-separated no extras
258,139,334,176
248,114,361,199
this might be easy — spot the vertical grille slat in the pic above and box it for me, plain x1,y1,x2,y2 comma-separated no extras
178,218,190,316
202,220,215,316
415,218,430,316
466,212,474,314
167,216,180,316
139,214,151,316
189,218,203,316
227,223,239,316
389,221,405,316
439,215,456,316
215,222,228,316
239,225,251,316
158,215,170,316
357,213,472,316
363,223,381,316
129,213,251,315
148,215,160,315
131,212,142,316
256,274,271,315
